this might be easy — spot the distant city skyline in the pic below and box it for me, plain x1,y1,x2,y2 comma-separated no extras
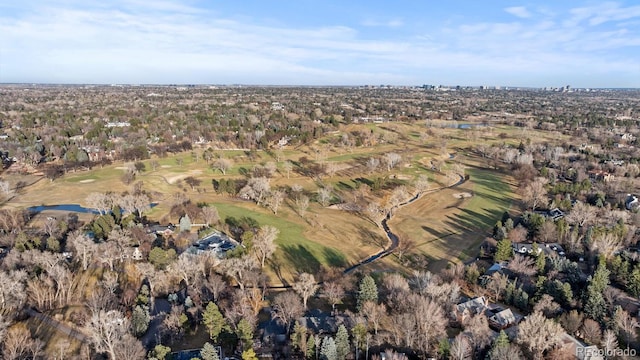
1,0,639,88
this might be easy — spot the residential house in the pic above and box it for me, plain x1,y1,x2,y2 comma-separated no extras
626,194,639,211
560,333,604,360
146,224,176,237
453,296,488,323
131,247,144,261
588,170,614,182
296,309,352,335
547,207,565,221
621,133,636,142
488,308,516,330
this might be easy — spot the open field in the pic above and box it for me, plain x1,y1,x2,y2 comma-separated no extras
388,160,517,273
2,123,535,283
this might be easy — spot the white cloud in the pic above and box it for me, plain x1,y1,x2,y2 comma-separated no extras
0,0,639,87
505,6,532,19
361,18,404,28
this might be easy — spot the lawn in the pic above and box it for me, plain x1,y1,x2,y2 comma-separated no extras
2,122,528,282
388,163,516,273
208,199,380,284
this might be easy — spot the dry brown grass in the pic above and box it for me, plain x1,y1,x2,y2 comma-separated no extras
1,123,542,281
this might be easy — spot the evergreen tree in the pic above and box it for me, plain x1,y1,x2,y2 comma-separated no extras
494,330,509,348
627,264,640,297
584,262,610,322
320,336,338,360
180,214,192,232
494,238,513,262
489,330,510,359
131,305,150,337
236,318,254,351
504,218,514,232
437,338,451,358
493,221,503,238
241,348,258,360
203,302,227,342
306,334,316,360
504,280,517,305
465,263,480,284
532,243,545,273
335,325,349,360
351,323,367,354
200,342,220,360
514,288,529,310
149,344,171,360
356,275,378,311
533,276,547,302
291,321,308,355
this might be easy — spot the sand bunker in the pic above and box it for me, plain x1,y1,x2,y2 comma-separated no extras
453,192,473,199
79,179,95,183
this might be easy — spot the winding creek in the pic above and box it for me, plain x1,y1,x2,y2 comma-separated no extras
343,173,466,274
23,175,465,278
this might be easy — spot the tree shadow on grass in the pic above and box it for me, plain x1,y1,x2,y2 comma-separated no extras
357,225,388,250
322,247,347,269
267,254,289,287
281,244,322,274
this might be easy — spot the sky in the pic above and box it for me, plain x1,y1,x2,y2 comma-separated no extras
1,0,640,87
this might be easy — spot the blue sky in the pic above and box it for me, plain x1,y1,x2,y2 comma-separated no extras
1,0,639,87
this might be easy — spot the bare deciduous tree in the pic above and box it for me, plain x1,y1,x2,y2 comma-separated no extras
67,230,98,271
450,334,473,360
171,253,205,289
2,324,43,360
292,272,319,309
220,255,257,290
86,192,112,215
271,291,304,333
581,318,602,345
395,238,416,263
388,186,409,209
384,152,402,171
239,177,270,206
565,201,597,227
201,206,220,226
589,232,623,260
282,161,293,179
490,344,525,360
508,224,528,243
0,269,27,313
487,272,509,301
266,189,285,214
317,186,332,207
520,177,549,211
212,158,232,175
517,311,565,360
295,194,310,218
614,307,639,347
538,221,557,243
366,157,380,174
362,300,386,335
323,281,344,312
85,309,130,360
559,310,583,336
462,313,492,350
533,294,561,318
507,255,537,278
413,174,430,194
602,330,619,355
252,225,279,268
